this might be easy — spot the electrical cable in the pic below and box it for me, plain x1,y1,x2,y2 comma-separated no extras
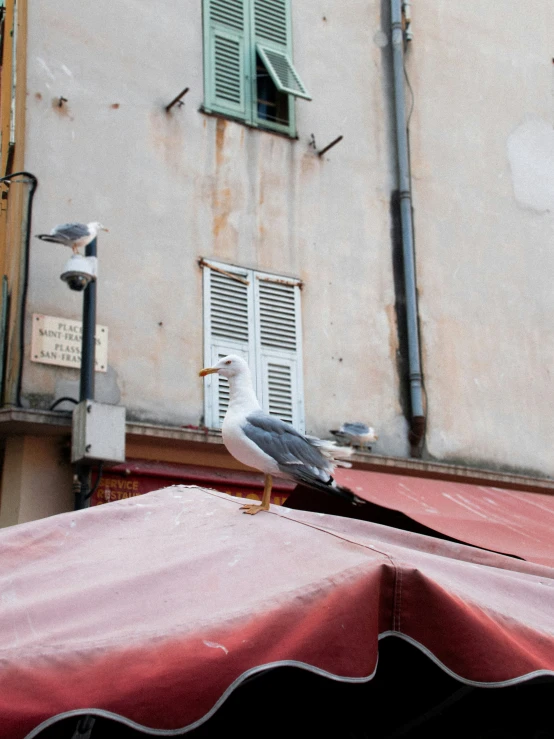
49,396,78,411
84,461,104,501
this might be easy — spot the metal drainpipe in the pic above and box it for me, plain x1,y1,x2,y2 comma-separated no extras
390,0,426,455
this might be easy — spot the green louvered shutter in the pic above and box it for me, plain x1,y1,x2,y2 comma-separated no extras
252,0,310,100
203,0,250,121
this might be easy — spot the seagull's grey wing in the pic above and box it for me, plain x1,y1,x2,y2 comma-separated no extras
243,412,331,477
244,412,365,505
52,223,90,242
340,422,370,435
330,430,350,444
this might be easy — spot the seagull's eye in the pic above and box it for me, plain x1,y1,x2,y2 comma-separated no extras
225,360,232,365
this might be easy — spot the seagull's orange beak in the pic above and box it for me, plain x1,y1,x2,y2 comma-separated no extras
199,366,219,377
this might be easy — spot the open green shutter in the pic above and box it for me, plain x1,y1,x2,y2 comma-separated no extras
204,0,249,120
256,44,311,99
253,0,310,100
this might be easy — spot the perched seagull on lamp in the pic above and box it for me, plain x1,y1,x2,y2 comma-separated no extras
330,422,378,450
35,222,108,254
199,354,365,515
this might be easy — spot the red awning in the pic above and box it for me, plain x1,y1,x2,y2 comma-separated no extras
1,486,553,738
334,469,554,568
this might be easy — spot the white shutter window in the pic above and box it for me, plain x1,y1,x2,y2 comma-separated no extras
211,344,251,427
257,277,299,352
261,355,297,426
254,274,304,432
203,262,254,428
203,261,304,432
209,270,250,345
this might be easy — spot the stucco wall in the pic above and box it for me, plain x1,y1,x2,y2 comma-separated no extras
23,0,408,455
409,1,554,474
19,1,554,475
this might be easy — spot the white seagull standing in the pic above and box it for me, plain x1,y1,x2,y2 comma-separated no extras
35,222,109,254
200,354,365,515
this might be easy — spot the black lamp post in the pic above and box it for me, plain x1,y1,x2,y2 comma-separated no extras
74,236,97,511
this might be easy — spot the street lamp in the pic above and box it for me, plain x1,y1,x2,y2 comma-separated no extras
51,233,125,510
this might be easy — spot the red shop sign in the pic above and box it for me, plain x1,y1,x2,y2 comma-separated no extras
90,460,294,508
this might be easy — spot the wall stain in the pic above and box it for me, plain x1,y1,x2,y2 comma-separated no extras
211,118,239,256
215,117,227,168
300,151,317,177
149,110,185,176
52,97,73,120
385,303,400,364
212,187,232,239
259,176,265,207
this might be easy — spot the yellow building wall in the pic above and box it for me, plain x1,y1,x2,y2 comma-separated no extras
0,0,28,406
0,434,73,526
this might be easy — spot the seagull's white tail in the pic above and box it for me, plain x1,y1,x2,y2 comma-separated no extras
307,438,353,468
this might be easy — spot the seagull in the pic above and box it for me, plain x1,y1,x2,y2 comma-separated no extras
35,222,108,254
331,422,378,449
199,354,365,515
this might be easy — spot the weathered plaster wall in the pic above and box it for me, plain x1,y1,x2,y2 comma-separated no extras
23,1,408,455
21,1,553,475
410,1,554,474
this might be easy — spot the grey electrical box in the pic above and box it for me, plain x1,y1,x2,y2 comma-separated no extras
71,400,126,464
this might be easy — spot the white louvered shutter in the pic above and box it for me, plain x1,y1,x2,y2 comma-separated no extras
204,0,250,120
203,262,304,431
254,275,304,432
203,263,254,428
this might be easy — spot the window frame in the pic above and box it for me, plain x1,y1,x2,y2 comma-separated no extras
202,0,310,138
202,259,305,432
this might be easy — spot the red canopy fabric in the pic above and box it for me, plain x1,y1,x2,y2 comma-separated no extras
335,468,554,568
1,486,553,738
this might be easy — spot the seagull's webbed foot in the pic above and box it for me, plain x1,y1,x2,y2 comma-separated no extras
240,474,273,516
240,502,270,515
